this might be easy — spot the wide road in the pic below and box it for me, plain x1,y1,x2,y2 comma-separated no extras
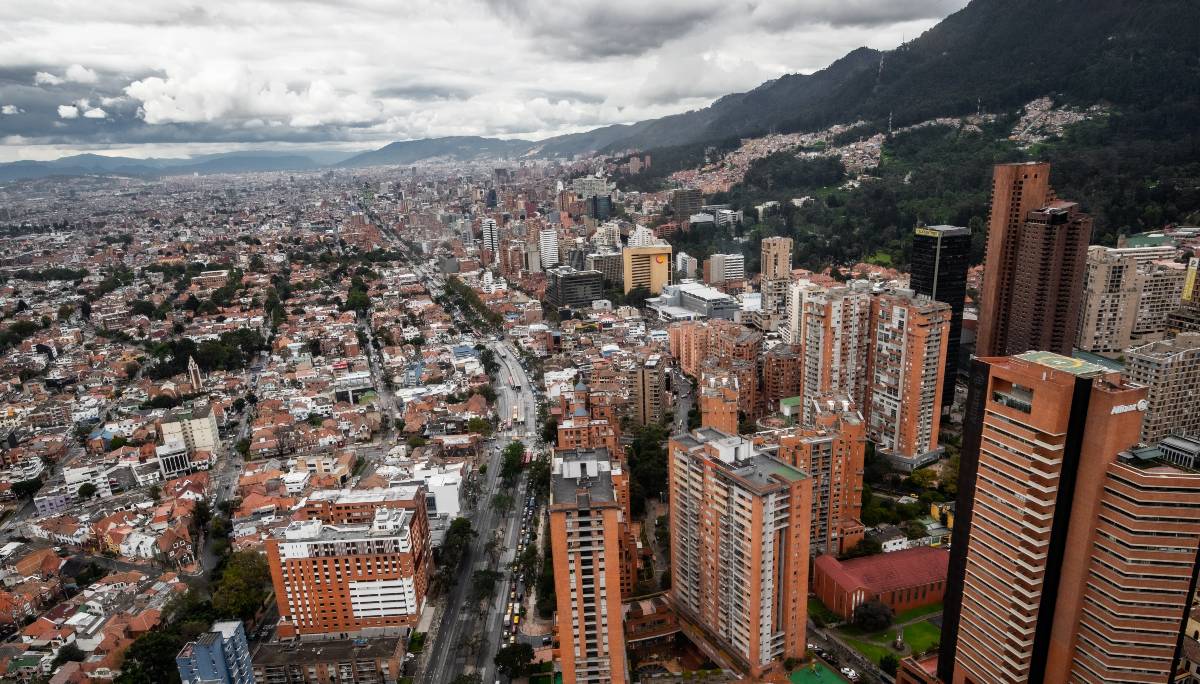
425,340,537,684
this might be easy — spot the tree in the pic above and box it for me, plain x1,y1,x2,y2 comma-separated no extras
880,653,900,675
492,493,514,515
212,551,271,621
466,417,492,436
904,520,928,540
852,599,894,632
51,642,85,667
235,439,250,457
843,537,883,559
908,467,938,490
470,569,502,603
494,642,535,678
77,483,98,500
12,479,42,499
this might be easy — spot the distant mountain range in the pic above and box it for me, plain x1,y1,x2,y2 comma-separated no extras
2,0,1196,183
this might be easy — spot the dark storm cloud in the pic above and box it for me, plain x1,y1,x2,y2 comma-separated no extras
747,0,969,31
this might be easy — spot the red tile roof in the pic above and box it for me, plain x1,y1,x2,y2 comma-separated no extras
815,546,948,594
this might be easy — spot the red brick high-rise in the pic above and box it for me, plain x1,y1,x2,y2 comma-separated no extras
976,163,1092,357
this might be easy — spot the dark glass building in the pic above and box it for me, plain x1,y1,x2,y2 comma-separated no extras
910,224,971,410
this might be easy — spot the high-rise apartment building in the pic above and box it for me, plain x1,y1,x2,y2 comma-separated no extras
668,428,811,676
622,244,672,295
270,487,431,638
698,379,739,435
1133,259,1187,339
177,621,253,684
668,321,708,378
1076,245,1141,352
976,163,1092,357
761,236,793,281
674,251,698,279
775,397,865,555
910,225,970,408
631,354,667,426
539,227,560,269
160,405,220,456
480,217,500,254
976,162,1053,357
782,279,822,345
763,344,803,410
1125,333,1200,443
550,449,629,684
938,351,1200,684
866,290,950,470
799,281,872,425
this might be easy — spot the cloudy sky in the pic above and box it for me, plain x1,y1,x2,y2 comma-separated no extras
0,0,968,162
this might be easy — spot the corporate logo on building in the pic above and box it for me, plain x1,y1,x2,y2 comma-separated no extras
1111,399,1150,415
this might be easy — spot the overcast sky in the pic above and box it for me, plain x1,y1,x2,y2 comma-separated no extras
0,0,968,162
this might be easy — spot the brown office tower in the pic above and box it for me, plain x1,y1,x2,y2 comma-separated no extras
977,163,1092,357
549,449,629,684
776,396,865,555
939,351,1200,683
866,290,951,471
668,428,811,676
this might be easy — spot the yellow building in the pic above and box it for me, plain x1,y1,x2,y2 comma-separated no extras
622,244,672,294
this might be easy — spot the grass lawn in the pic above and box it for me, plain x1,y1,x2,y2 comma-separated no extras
841,635,894,664
791,661,846,683
903,620,942,653
895,602,943,624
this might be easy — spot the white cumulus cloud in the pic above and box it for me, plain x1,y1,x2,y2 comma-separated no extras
65,63,99,83
83,107,107,118
0,105,22,115
57,105,79,119
34,71,65,86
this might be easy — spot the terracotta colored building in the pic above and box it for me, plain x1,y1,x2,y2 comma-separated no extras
941,351,1200,684
668,428,811,677
975,162,1091,357
549,449,630,684
865,290,950,471
269,486,432,638
775,397,865,556
811,547,949,620
799,281,872,425
698,380,739,435
762,344,802,412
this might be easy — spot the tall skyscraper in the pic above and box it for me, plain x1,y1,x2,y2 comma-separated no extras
1125,332,1200,443
938,351,1200,684
703,253,745,284
622,244,672,294
671,188,703,222
975,163,1092,357
668,428,811,676
177,621,253,684
761,236,794,280
1076,245,1141,352
762,344,803,410
269,487,431,638
480,217,500,254
546,266,603,309
799,281,872,425
776,397,865,555
782,279,821,345
539,227,560,269
865,290,951,471
909,225,970,408
550,449,629,684
631,354,666,426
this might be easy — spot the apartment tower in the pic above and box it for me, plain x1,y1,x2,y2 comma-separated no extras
668,428,811,676
1125,333,1200,443
909,225,970,408
865,290,951,471
776,397,865,555
939,351,1200,683
631,354,667,426
549,449,629,684
799,281,872,425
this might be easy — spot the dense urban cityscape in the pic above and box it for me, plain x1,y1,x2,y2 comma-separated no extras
2,2,1200,684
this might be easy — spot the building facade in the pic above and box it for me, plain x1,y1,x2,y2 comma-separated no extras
177,621,253,684
1125,333,1200,443
668,428,811,676
866,290,950,471
938,351,1196,684
550,450,629,684
546,266,604,309
799,282,872,425
909,225,970,409
622,245,672,295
